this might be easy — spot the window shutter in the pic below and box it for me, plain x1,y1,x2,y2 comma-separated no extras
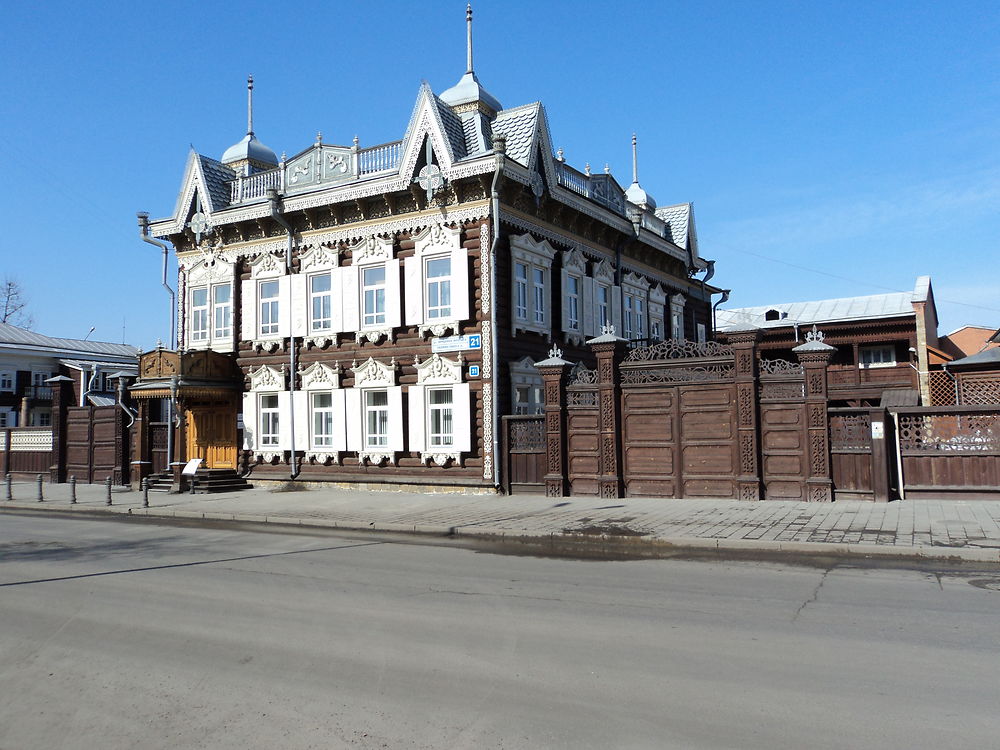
451,246,470,322
384,258,402,328
242,392,257,451
277,390,292,451
329,270,344,334
290,274,307,338
387,386,404,452
331,389,347,451
408,385,426,452
345,388,362,452
560,269,570,334
341,265,360,332
293,390,308,450
611,285,623,337
582,277,596,337
404,257,423,325
453,382,472,453
241,279,256,341
277,275,291,339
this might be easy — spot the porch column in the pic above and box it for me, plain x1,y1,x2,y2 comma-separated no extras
868,407,891,502
131,398,151,490
587,329,627,498
794,326,837,502
534,347,572,498
727,328,762,501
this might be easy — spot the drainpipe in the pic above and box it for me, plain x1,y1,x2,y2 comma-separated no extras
712,289,730,337
268,188,299,479
113,374,137,428
942,361,959,405
81,365,98,408
136,212,176,350
489,136,506,491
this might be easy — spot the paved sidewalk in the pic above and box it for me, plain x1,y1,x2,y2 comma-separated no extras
4,479,1000,563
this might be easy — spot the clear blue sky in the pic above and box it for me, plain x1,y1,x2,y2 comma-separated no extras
1,0,997,349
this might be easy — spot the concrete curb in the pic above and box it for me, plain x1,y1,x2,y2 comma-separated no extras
5,500,999,565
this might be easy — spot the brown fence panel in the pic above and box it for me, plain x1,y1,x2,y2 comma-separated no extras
66,405,122,484
829,408,873,499
0,428,53,476
66,407,94,482
566,382,600,496
501,415,546,495
758,361,808,500
895,406,1000,499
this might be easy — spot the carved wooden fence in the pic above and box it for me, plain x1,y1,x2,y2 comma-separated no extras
0,428,53,476
893,406,1000,499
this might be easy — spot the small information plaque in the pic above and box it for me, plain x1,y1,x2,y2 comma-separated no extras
181,458,203,475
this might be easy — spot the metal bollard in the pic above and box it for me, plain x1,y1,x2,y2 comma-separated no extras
5,473,11,501
105,477,112,505
70,476,77,504
142,477,149,508
36,474,44,502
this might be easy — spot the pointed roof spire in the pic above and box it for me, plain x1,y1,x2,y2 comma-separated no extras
247,75,254,136
631,132,638,184
625,132,657,210
221,75,278,169
439,3,502,117
466,4,474,74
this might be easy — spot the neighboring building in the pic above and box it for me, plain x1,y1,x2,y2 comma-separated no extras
136,11,721,490
937,325,1000,360
715,276,937,406
0,321,139,427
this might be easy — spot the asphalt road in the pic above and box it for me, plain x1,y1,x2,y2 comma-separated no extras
1,513,998,750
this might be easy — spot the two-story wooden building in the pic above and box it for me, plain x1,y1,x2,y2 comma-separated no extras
136,11,722,491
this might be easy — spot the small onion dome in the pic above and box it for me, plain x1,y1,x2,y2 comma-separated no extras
439,71,502,115
625,181,657,211
221,133,278,167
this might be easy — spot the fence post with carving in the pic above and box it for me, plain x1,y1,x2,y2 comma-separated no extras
728,327,762,500
534,346,572,498
794,326,837,501
587,326,627,498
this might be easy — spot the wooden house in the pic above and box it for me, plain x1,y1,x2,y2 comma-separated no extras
135,12,722,491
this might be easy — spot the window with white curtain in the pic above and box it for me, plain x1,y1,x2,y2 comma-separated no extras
310,273,332,331
362,266,386,327
259,280,280,336
260,394,279,447
365,390,389,448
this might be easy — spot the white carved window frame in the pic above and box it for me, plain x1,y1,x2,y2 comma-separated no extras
561,248,590,345
509,356,544,415
622,272,651,342
184,256,236,353
244,364,288,463
294,361,345,465
406,224,470,339
0,369,14,392
591,259,622,336
649,284,667,342
243,252,288,353
670,293,686,341
346,357,402,465
294,244,341,349
510,234,556,339
346,236,399,345
408,353,471,467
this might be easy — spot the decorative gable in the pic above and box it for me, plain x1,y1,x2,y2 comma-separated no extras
414,353,463,385
413,223,461,255
593,259,615,285
563,248,587,275
299,244,340,273
350,235,394,265
398,84,457,182
187,255,235,286
250,252,285,279
299,362,341,390
350,357,397,388
248,364,286,391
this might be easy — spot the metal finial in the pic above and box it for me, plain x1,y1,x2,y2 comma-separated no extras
280,151,287,162
466,4,474,73
631,132,638,184
353,135,359,147
247,75,254,136
604,163,610,174
316,131,323,144
548,345,563,359
556,147,564,162
584,162,591,176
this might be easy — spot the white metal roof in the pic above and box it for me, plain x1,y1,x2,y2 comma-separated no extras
0,321,140,359
716,291,917,331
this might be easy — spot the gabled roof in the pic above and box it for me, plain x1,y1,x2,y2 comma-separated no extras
717,291,917,331
491,102,541,167
0,321,140,359
655,203,695,251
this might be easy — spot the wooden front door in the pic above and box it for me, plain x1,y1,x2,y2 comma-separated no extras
186,404,237,469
